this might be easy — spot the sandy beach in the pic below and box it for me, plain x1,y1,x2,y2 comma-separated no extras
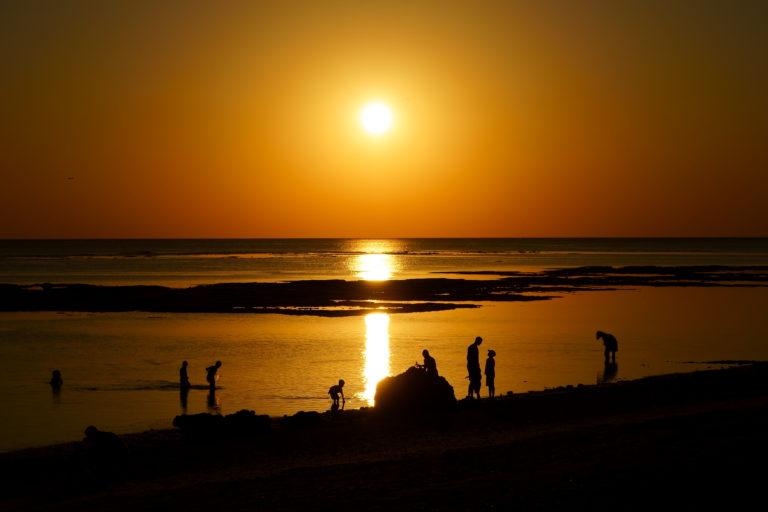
3,362,767,511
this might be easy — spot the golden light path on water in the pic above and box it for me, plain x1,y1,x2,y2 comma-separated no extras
346,239,404,281
361,312,391,405
348,241,398,403
356,253,395,280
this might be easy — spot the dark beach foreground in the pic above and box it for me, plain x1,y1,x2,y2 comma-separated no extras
3,363,768,511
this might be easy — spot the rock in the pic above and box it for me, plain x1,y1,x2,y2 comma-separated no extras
374,366,456,416
281,410,323,429
172,409,270,437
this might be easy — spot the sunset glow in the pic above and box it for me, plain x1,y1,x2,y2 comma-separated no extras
1,2,765,238
362,312,391,404
360,102,393,135
355,253,395,281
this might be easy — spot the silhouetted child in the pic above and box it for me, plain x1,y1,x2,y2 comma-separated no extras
596,331,618,363
328,379,345,406
418,349,439,377
206,360,221,391
180,361,191,389
485,350,496,398
50,370,63,390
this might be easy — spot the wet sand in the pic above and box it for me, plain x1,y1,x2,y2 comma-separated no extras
3,362,768,511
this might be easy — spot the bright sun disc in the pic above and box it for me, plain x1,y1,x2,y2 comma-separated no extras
360,102,393,135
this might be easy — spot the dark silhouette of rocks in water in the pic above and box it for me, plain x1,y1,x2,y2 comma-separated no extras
4,265,765,316
374,366,456,416
172,409,270,438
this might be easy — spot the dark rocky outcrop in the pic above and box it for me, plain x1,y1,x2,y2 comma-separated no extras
374,366,456,416
172,409,270,437
280,410,324,429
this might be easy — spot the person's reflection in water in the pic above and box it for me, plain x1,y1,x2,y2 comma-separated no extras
50,370,63,390
180,386,189,412
598,361,619,384
207,389,221,413
50,370,63,402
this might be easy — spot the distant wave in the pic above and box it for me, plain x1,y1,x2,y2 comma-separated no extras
4,249,768,260
1,238,767,259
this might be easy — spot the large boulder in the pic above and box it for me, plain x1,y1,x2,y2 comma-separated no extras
374,366,456,416
172,409,270,437
280,410,323,429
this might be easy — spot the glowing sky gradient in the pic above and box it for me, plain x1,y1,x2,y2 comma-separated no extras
1,1,766,238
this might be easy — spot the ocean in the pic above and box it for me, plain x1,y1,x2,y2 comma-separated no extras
2,238,768,286
1,238,767,452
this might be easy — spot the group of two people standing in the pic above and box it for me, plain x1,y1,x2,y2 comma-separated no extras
180,360,221,391
467,336,496,399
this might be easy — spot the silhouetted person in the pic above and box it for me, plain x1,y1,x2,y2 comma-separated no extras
205,360,221,391
50,370,63,390
180,360,191,389
596,331,618,363
467,336,483,399
419,349,439,377
485,349,496,398
328,379,345,406
79,425,127,475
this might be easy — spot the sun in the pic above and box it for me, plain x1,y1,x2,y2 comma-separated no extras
360,102,393,135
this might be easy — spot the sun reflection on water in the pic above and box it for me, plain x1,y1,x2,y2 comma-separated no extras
361,312,390,405
346,239,403,281
356,253,394,280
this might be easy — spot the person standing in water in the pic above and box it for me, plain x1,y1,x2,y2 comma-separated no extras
328,379,345,407
596,331,618,363
179,361,191,389
205,361,222,392
485,350,496,399
467,336,483,399
50,370,63,390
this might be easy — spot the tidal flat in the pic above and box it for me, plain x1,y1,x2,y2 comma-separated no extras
2,265,766,316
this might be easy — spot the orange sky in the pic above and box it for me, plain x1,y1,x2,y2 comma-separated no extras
1,1,766,238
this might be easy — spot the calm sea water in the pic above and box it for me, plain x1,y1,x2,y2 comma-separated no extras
2,238,767,286
1,238,767,452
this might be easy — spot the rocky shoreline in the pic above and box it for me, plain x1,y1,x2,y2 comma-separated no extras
1,265,766,316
